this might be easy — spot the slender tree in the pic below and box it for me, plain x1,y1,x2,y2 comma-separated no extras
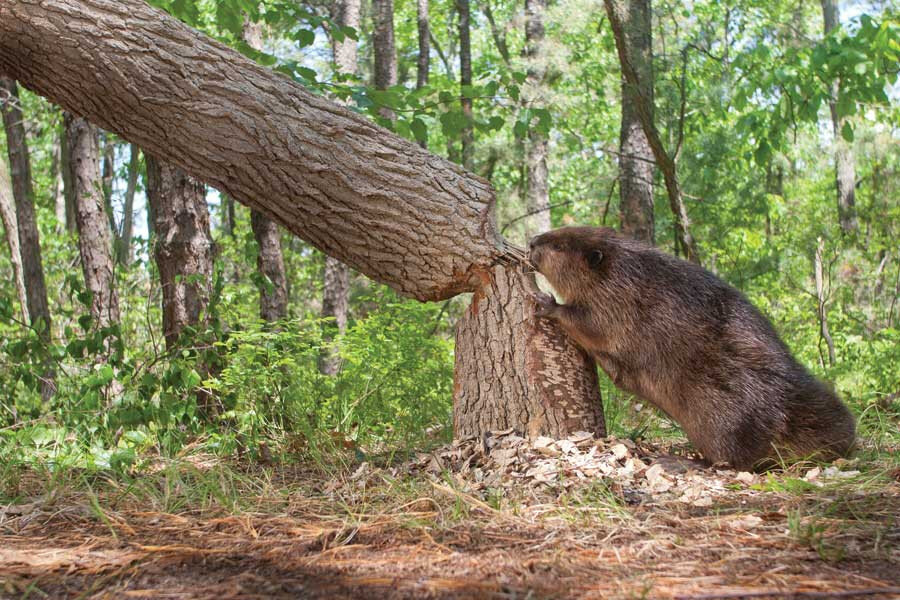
59,121,77,232
65,113,120,329
820,0,859,236
373,0,398,113
615,0,654,244
118,144,139,265
0,76,55,398
0,155,29,323
243,15,289,321
458,0,475,169
319,0,362,375
416,0,430,148
522,0,550,238
604,0,698,262
0,0,606,439
145,156,213,349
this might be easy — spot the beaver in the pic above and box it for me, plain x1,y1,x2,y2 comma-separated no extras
528,226,856,470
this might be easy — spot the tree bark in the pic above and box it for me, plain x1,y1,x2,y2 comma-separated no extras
454,264,606,438
616,0,655,244
243,15,289,322
820,0,859,237
416,0,430,90
0,80,50,326
603,0,698,262
65,112,120,329
522,0,550,239
118,144,139,265
372,0,398,94
60,120,77,232
145,155,213,350
0,155,29,323
416,0,430,149
0,0,605,439
458,0,474,170
1,76,54,398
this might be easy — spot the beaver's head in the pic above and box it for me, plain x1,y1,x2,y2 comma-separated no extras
528,227,615,303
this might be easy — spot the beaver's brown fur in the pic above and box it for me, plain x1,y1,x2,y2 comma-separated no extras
529,226,856,470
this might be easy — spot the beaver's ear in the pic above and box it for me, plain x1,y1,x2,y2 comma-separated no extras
588,249,604,270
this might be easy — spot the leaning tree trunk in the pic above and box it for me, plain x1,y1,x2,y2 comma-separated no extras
616,0,655,244
522,0,551,238
0,0,605,440
145,155,214,350
820,0,859,237
242,15,289,322
0,155,29,323
65,113,120,329
0,76,55,398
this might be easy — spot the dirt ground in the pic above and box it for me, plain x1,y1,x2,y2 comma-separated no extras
1,439,899,599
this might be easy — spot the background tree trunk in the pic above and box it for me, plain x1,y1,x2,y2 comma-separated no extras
1,0,605,439
616,0,655,244
320,0,362,374
145,155,213,350
454,264,606,438
523,0,551,238
60,121,77,233
603,0,698,262
0,76,55,398
0,155,29,323
101,134,119,239
820,0,859,237
50,127,66,231
373,0,398,121
458,0,474,169
243,15,289,322
118,144,139,265
416,0,430,149
65,113,120,329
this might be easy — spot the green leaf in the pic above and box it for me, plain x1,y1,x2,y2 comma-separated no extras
841,121,854,142
410,118,428,143
295,29,315,48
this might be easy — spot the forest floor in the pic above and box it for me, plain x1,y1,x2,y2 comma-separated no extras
1,434,899,600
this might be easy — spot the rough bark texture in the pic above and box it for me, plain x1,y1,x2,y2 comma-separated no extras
0,155,29,323
416,0,430,149
145,155,213,349
454,264,606,439
65,113,120,328
332,0,360,77
372,0,398,92
617,0,655,244
523,0,550,238
0,78,52,334
0,0,502,302
118,144,139,265
458,0,474,170
603,0,698,262
820,0,859,236
416,0,430,90
243,15,288,322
